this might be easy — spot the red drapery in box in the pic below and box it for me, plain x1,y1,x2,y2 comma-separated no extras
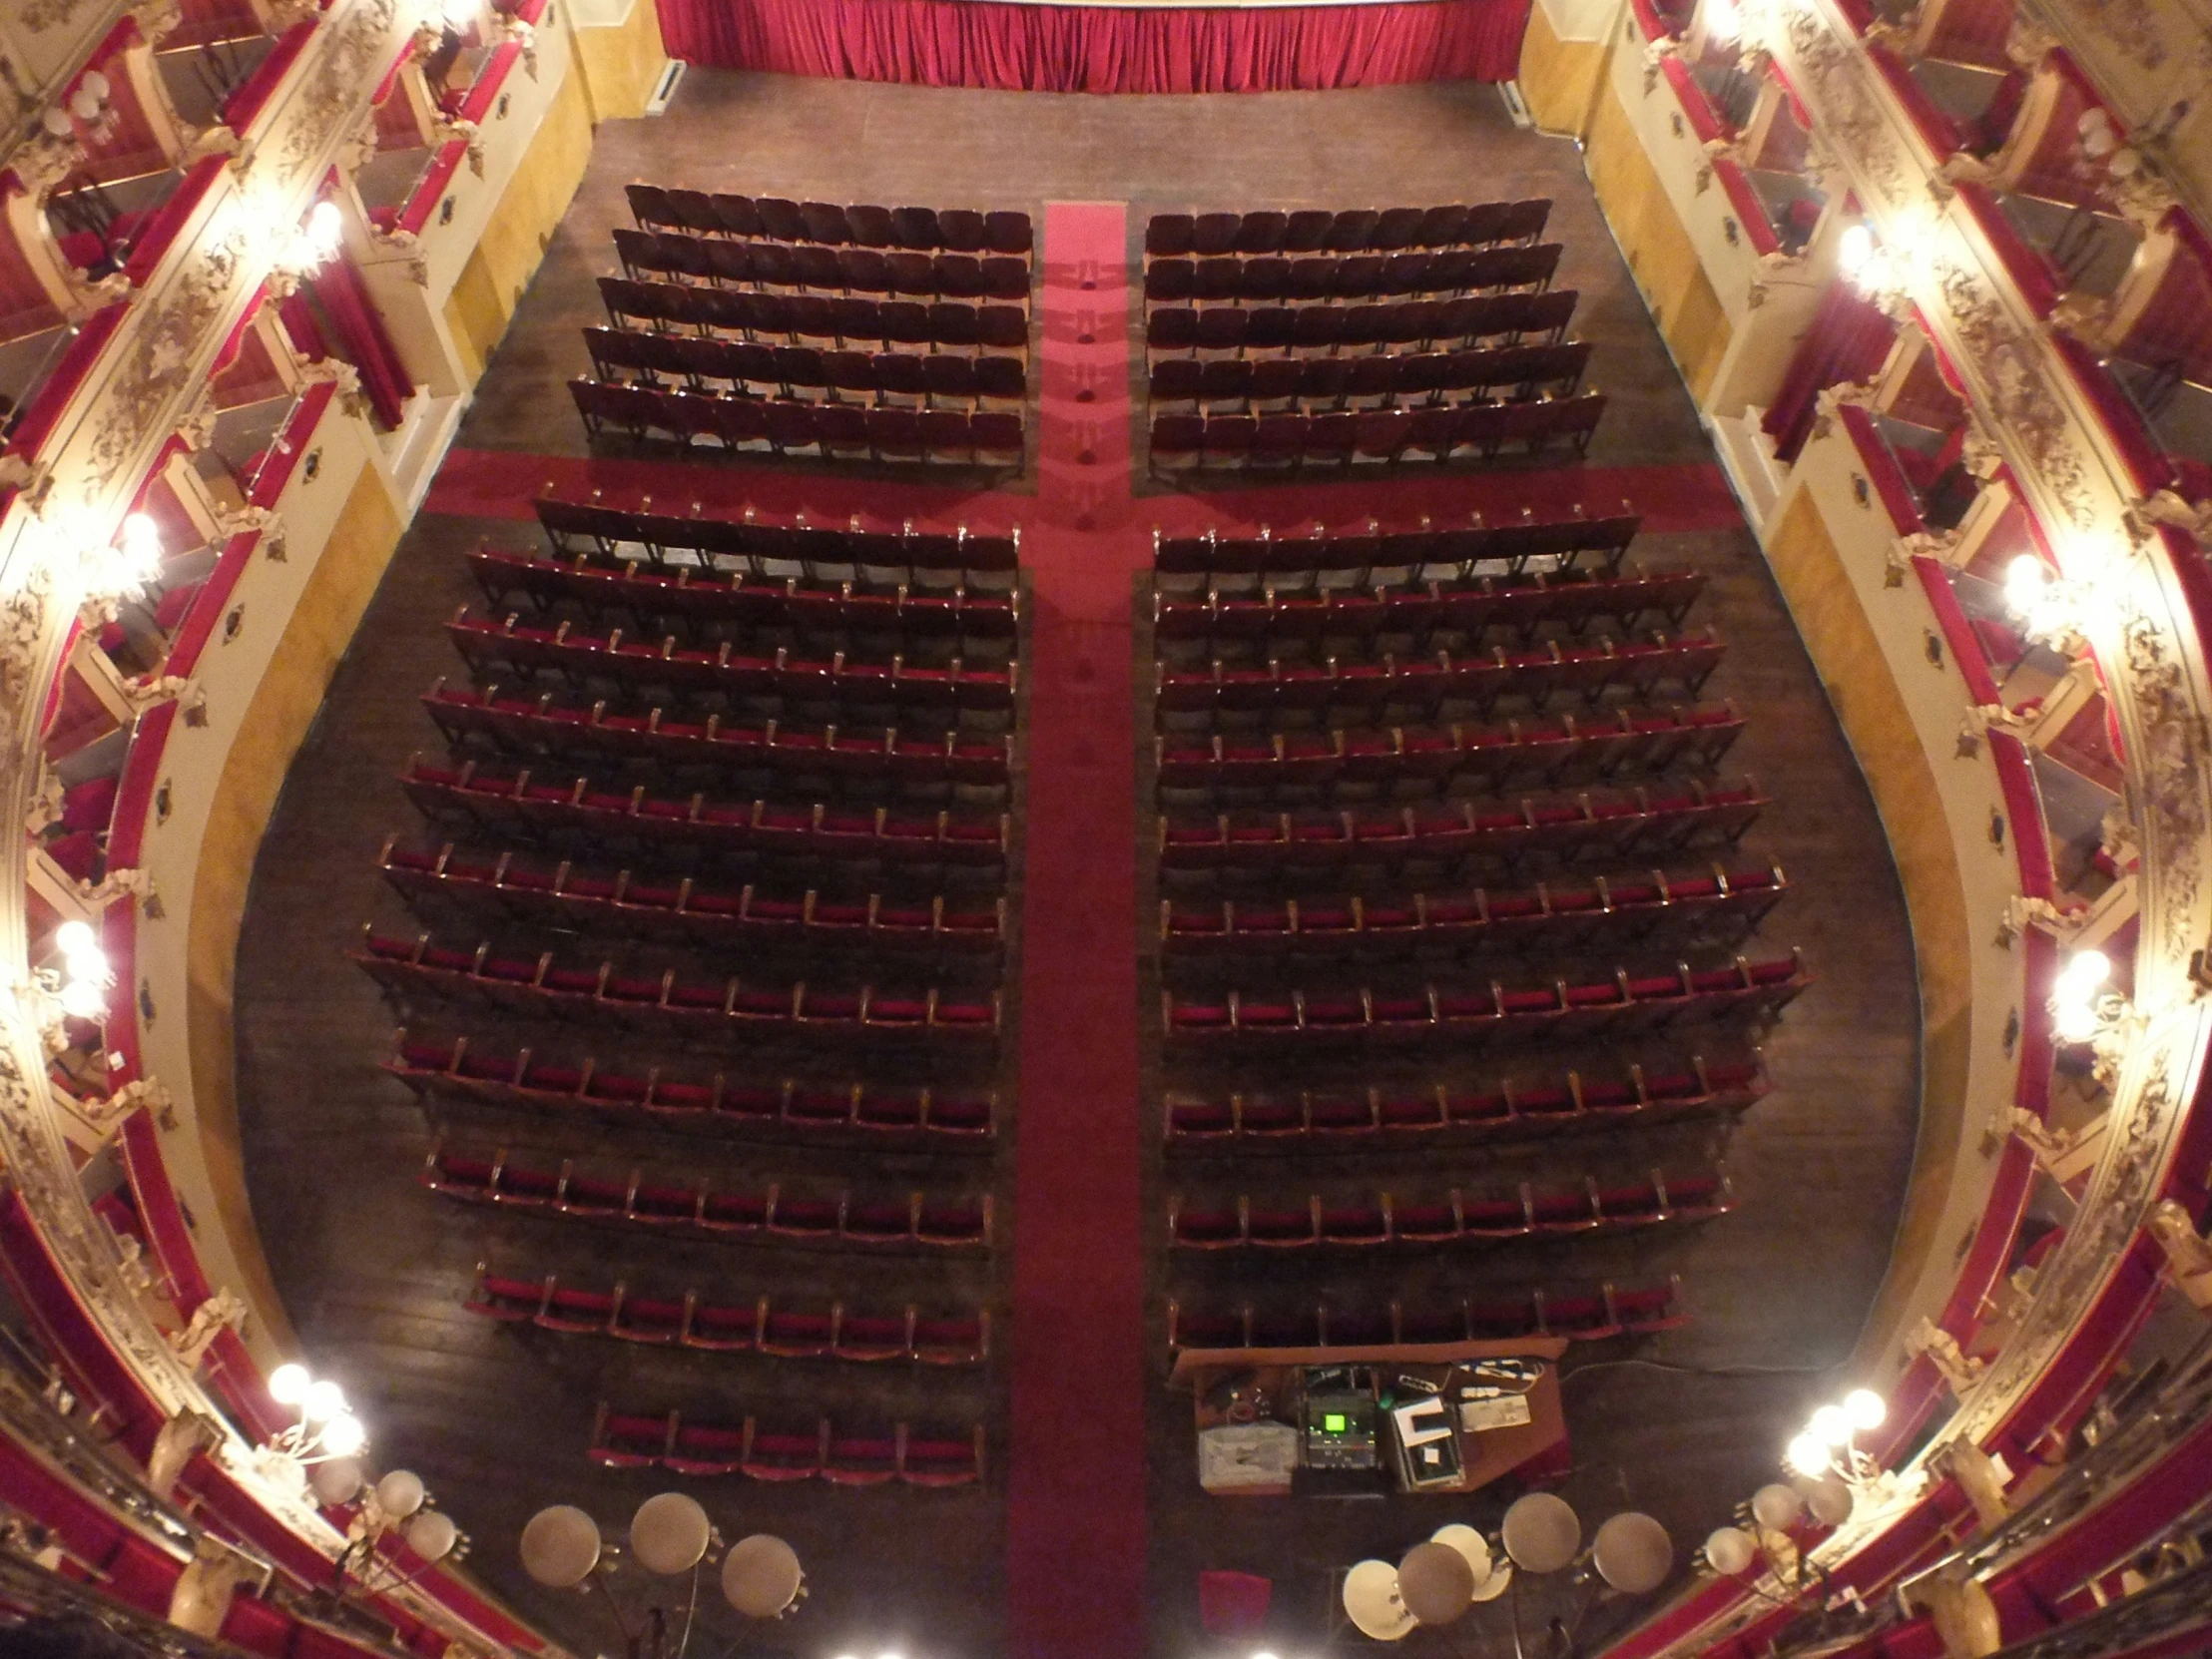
309,254,412,430
655,0,1532,92
1763,282,1898,464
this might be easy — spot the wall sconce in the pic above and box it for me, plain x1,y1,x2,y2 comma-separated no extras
520,1499,807,1653
49,919,112,1022
315,1465,466,1594
43,70,118,146
272,201,343,288
2049,949,2137,1086
2001,554,2088,654
256,1363,368,1495
80,511,163,617
1786,1388,1890,1487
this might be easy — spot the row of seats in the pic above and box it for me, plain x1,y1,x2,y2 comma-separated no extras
534,497,1020,589
600,278,1026,348
1152,631,1725,715
1153,512,1640,585
446,611,1018,712
422,682,1014,788
1158,862,1787,956
626,185,1033,257
1162,953,1809,1045
1144,248,1562,306
586,328,1027,406
571,379,1025,467
1149,293,1576,358
388,1031,998,1140
1156,781,1767,866
400,762,1010,868
1144,201,1551,259
467,1269,989,1363
1153,707,1748,796
469,547,1019,646
1149,397,1607,470
1164,1278,1689,1350
1153,569,1703,644
357,930,1004,1043
1150,344,1591,410
1167,1171,1733,1250
421,1142,995,1247
590,1406,985,1486
1162,1052,1768,1142
613,233,1034,309
377,841,1007,956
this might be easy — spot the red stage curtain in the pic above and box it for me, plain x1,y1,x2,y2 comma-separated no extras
308,256,412,431
1763,282,1897,464
656,0,1532,92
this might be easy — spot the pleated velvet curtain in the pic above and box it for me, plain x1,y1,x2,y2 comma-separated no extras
655,0,1532,93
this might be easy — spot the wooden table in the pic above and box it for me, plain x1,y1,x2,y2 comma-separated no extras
1171,1337,1569,1496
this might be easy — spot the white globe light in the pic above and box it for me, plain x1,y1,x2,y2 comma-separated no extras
79,70,109,102
1844,1388,1887,1431
62,938,109,979
1810,1404,1854,1445
1803,1475,1855,1526
54,920,96,958
720,1534,803,1617
374,1469,426,1519
57,978,107,1019
630,1491,711,1575
1785,1432,1831,1477
520,1506,602,1589
307,201,341,252
404,1509,459,1562
2003,554,2048,616
269,1363,311,1406
1837,224,1873,279
2054,999,2101,1043
70,88,103,123
1704,1526,1758,1576
309,1456,364,1506
303,1379,346,1421
1752,1482,1806,1530
319,1413,365,1456
42,108,75,137
2060,950,2110,992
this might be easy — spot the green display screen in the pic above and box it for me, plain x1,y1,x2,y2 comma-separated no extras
1324,1413,1348,1433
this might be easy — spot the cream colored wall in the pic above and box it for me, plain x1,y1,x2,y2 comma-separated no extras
572,0,671,125
1518,0,1610,138
444,46,599,383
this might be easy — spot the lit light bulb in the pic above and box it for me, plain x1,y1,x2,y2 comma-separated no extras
2053,998,2101,1044
1837,224,1873,279
54,920,96,958
1704,0,1740,43
303,1379,346,1421
320,1412,365,1456
306,200,341,260
63,941,109,985
270,1363,311,1405
1810,1403,1854,1445
1786,1432,1831,1477
2059,950,2110,993
120,512,161,580
1844,1388,1886,1431
2003,554,2049,618
58,978,107,1019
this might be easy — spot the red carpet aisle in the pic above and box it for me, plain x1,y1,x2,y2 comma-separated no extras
1005,201,1150,1659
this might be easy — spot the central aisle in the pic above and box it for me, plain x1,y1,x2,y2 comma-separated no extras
1006,202,1152,1657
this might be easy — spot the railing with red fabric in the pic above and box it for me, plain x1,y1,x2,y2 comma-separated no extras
2,302,130,461
2108,207,2212,386
217,19,318,135
1951,179,2064,318
1913,554,2003,706
1837,402,1929,534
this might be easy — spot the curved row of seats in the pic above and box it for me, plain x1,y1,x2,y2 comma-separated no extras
421,1141,994,1247
359,930,1003,1043
586,327,1027,406
1145,201,1551,258
377,840,1007,957
613,235,1033,308
627,186,1032,258
467,1268,989,1364
1151,343,1590,410
1149,293,1575,358
400,761,1010,868
1149,396,1607,471
572,378,1025,468
1152,512,1640,584
1167,1171,1733,1250
590,1406,985,1486
445,611,1018,713
1165,1278,1688,1350
600,278,1027,348
532,496,1019,589
1144,248,1562,306
1161,1051,1767,1143
1158,863,1787,956
1152,570,1698,644
423,682,1013,788
389,1032,998,1141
